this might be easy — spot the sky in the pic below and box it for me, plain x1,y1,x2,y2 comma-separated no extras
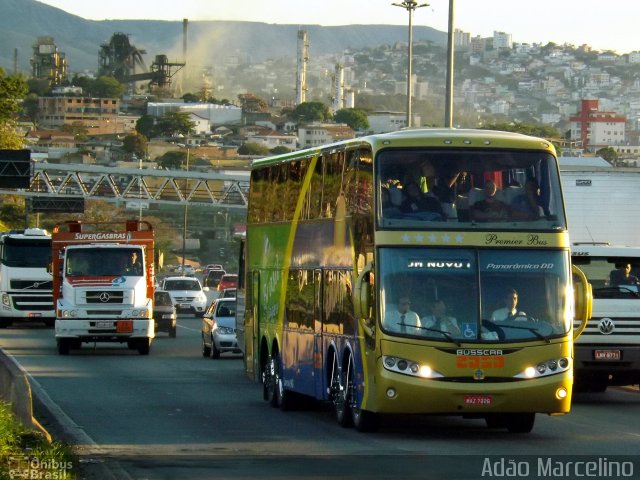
36,0,639,55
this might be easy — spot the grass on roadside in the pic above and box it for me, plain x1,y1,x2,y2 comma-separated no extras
0,402,77,479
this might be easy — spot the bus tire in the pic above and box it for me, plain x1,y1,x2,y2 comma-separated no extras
334,354,353,428
274,352,296,411
505,413,535,433
353,408,379,433
266,354,280,408
57,339,70,355
169,326,177,338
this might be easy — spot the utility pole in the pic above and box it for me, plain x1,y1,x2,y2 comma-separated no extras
181,150,190,272
444,0,455,128
392,1,429,128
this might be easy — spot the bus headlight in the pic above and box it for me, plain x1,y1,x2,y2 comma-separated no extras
382,356,443,379
516,357,571,379
2,294,10,306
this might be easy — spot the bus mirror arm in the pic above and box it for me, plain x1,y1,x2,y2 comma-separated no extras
572,265,592,340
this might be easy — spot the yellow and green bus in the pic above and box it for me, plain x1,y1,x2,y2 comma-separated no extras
238,128,591,433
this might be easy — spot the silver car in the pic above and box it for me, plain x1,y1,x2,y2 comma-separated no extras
201,298,241,359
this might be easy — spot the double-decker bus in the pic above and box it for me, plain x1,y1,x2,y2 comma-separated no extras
238,129,591,433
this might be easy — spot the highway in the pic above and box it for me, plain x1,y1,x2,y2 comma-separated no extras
1,316,640,479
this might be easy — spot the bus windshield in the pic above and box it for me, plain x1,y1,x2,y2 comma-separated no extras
377,148,565,230
1,240,51,268
379,248,571,343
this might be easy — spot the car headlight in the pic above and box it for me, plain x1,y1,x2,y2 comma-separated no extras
217,326,235,335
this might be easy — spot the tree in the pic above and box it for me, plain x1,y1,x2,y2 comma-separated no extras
288,102,331,123
596,147,618,165
237,142,270,156
238,93,268,113
270,146,293,155
92,76,125,98
0,122,24,149
0,68,28,122
22,93,40,123
123,132,148,158
136,114,156,139
334,108,369,131
182,93,199,103
156,150,187,170
154,112,195,137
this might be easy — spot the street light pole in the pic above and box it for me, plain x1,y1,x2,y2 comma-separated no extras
181,149,190,273
392,1,429,128
444,0,455,128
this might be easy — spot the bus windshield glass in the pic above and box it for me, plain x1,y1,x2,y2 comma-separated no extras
379,248,570,343
1,239,51,268
377,148,565,229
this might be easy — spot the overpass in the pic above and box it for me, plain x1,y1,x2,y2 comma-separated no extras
1,162,250,210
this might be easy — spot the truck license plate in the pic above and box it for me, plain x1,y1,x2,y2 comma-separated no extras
594,350,620,361
95,321,112,328
464,395,492,406
117,320,133,333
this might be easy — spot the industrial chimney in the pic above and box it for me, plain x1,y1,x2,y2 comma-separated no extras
296,30,308,105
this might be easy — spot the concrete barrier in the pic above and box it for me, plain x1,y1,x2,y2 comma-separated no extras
0,347,51,440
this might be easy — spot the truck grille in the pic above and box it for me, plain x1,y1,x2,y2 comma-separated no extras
86,291,125,304
10,280,53,290
11,295,54,311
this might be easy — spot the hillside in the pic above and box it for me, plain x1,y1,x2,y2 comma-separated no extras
0,0,446,74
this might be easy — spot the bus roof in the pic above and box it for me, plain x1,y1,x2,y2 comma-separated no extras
251,128,556,170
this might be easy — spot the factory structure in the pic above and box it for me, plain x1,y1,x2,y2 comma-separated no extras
295,29,355,112
30,36,68,86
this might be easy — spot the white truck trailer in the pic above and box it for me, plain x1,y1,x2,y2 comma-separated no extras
561,165,640,390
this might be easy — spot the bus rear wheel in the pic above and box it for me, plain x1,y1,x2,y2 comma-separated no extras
332,354,352,428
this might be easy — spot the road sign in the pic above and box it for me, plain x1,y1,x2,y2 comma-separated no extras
0,149,31,189
30,197,85,213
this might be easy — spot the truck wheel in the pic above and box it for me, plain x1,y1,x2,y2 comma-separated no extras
57,339,70,355
0,318,12,328
137,339,151,355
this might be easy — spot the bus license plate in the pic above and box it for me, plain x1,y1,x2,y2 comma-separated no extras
594,350,620,361
464,395,492,406
95,321,112,328
117,320,133,333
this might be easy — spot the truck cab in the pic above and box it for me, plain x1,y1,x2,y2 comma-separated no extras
571,244,640,391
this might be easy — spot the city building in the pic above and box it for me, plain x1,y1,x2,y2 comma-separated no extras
570,99,626,150
297,123,355,148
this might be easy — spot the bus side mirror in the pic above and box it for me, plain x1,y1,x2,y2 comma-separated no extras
354,262,375,340
572,264,592,340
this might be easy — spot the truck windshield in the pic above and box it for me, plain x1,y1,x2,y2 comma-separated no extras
379,248,571,343
1,239,51,268
66,248,144,277
572,255,640,299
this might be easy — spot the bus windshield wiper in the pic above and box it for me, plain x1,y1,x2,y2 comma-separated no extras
398,323,461,346
498,324,550,343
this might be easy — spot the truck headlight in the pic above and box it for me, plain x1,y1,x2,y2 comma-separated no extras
2,294,10,306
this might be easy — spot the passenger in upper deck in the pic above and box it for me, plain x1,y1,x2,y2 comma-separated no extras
470,181,512,222
400,181,445,220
